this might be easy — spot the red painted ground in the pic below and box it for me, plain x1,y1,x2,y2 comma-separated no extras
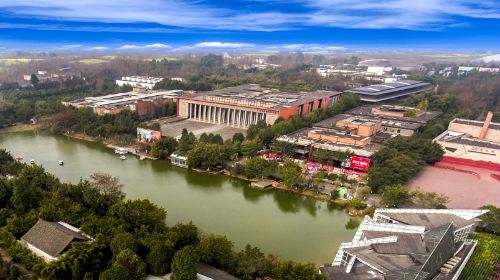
409,162,500,209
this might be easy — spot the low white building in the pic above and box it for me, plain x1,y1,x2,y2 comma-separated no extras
116,76,163,89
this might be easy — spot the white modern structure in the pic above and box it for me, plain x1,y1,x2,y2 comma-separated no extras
116,76,163,89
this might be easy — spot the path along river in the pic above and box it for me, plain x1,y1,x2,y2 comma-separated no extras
0,131,356,264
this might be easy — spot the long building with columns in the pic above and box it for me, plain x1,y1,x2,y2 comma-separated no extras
176,84,341,128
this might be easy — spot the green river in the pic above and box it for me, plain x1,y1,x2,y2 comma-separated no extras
0,131,356,264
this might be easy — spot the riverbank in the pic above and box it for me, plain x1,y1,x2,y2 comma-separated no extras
0,123,44,134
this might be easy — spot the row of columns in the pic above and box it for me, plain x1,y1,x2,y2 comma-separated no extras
187,103,266,128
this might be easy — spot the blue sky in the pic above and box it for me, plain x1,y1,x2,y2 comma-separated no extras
0,0,499,52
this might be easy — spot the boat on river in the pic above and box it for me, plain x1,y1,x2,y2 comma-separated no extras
115,147,128,155
139,155,145,160
59,160,64,165
30,159,35,164
120,155,127,160
15,155,23,161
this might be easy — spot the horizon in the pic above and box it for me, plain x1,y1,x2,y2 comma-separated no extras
0,0,500,53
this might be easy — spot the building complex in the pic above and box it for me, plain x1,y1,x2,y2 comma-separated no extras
346,80,432,102
115,76,163,89
321,208,488,280
435,112,500,164
176,84,340,128
63,89,183,118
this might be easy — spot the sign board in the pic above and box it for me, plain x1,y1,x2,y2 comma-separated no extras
349,156,370,171
137,127,161,143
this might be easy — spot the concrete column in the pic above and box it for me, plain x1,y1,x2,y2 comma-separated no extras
209,106,213,123
197,104,201,120
232,109,236,127
218,107,222,124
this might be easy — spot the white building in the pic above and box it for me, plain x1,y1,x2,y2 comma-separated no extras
116,76,163,89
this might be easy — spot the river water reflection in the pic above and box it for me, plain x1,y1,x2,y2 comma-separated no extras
0,131,356,264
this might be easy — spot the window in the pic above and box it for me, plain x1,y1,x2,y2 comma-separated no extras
318,99,323,108
298,104,304,117
308,101,314,112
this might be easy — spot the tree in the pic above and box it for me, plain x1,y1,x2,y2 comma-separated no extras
244,157,277,179
477,205,500,235
99,265,133,280
171,245,199,280
166,222,200,250
232,245,265,280
412,190,449,208
197,235,234,269
187,143,228,169
89,172,124,199
110,233,138,259
151,137,177,159
241,140,262,157
146,241,175,275
110,199,167,232
114,249,147,280
232,133,245,143
30,74,39,86
177,129,197,155
381,185,412,207
278,160,303,188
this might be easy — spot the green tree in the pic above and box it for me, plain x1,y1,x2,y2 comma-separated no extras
477,205,500,235
187,143,228,169
146,241,175,275
244,157,277,179
278,160,303,188
151,137,177,159
171,245,199,280
89,172,124,199
177,129,197,155
99,265,133,280
166,222,200,250
381,185,412,207
197,235,234,269
232,133,245,143
241,140,262,157
114,249,147,280
110,199,167,232
232,245,265,280
110,233,138,259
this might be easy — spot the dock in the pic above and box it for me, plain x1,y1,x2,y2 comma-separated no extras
251,179,274,189
106,144,157,160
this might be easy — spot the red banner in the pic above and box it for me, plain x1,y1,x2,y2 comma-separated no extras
350,156,370,171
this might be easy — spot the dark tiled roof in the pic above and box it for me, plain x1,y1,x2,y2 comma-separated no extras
21,220,90,258
196,263,239,280
363,231,427,255
379,212,473,230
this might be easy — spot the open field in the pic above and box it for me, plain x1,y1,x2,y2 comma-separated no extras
78,58,110,64
0,58,43,65
410,164,500,208
158,117,246,140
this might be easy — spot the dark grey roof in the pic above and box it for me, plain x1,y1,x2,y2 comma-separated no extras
346,105,442,124
346,80,432,102
196,263,239,280
363,231,427,255
21,220,90,258
378,212,474,230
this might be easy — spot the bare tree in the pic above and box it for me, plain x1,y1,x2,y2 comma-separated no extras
89,172,124,198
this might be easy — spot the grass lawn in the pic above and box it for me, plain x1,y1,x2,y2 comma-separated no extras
459,232,500,280
78,58,110,64
0,58,42,65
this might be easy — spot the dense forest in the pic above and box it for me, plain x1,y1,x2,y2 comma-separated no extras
0,150,325,280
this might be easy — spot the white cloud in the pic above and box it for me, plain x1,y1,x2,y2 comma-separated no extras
0,0,495,32
89,46,108,50
194,42,254,48
118,43,171,50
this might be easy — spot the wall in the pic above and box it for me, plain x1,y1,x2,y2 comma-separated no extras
307,131,371,146
381,126,415,136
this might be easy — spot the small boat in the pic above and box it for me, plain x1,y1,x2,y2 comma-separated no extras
115,147,128,155
58,160,64,165
120,155,127,160
15,155,23,161
30,159,35,164
139,155,145,160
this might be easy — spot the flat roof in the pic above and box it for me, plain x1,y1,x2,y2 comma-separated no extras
452,118,500,130
347,105,442,124
179,84,339,110
435,131,500,149
66,90,183,108
346,80,432,102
